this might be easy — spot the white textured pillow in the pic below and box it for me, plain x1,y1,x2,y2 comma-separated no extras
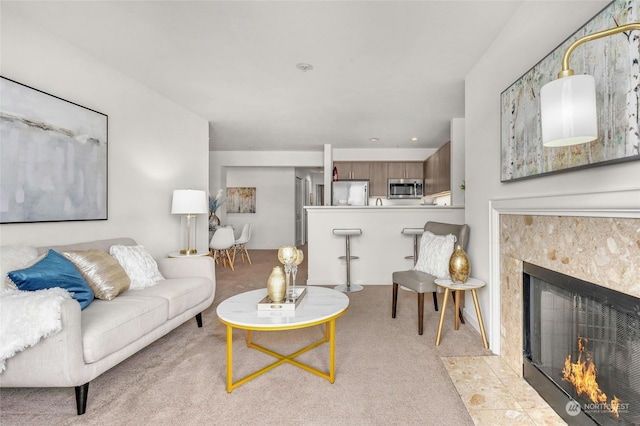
109,245,165,289
1,245,39,290
413,231,456,278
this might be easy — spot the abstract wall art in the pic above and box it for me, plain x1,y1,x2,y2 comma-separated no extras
0,77,108,223
226,187,256,213
500,0,639,182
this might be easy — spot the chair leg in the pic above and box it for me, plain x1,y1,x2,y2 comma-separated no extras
225,249,235,271
418,293,425,335
432,292,439,311
392,283,398,318
244,247,252,265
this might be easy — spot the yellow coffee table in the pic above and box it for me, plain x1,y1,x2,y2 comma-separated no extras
216,286,349,392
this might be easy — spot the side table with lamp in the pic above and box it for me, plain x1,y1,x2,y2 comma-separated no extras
171,189,209,256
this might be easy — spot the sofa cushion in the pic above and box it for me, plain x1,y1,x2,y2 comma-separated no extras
81,295,168,363
8,250,95,309
63,250,131,301
120,277,213,320
109,245,165,289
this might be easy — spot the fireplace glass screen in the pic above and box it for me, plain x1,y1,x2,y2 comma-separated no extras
523,263,640,425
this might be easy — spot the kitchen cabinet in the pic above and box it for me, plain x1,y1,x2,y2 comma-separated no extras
387,162,424,179
424,141,451,195
334,162,370,180
335,161,423,196
405,162,424,179
369,162,388,196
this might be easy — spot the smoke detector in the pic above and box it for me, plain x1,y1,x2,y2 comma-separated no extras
296,63,314,72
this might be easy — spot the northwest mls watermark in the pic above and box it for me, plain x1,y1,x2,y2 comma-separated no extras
565,400,630,417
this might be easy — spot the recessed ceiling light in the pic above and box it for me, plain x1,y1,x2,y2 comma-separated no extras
296,63,314,72
411,137,419,141
369,138,379,142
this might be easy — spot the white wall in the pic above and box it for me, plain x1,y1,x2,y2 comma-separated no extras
450,118,465,206
464,0,640,350
209,150,323,248
225,167,297,249
0,10,210,258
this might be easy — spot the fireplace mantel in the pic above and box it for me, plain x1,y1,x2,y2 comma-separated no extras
488,188,640,374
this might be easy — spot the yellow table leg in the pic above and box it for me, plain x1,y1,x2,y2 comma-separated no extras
436,288,450,346
471,289,489,349
226,324,233,393
329,319,336,383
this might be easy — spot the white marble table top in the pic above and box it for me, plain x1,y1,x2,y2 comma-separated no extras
434,277,486,290
216,286,349,329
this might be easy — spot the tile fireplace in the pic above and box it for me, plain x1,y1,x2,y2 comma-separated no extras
495,208,640,424
523,262,640,425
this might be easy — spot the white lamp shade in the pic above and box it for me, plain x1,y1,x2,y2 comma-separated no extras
171,189,208,214
540,74,598,147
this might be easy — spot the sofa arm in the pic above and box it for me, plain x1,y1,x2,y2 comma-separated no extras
0,298,87,387
156,256,216,284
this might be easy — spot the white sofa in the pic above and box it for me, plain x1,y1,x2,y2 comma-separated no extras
0,238,216,415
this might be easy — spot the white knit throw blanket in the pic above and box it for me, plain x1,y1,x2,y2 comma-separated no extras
0,287,71,372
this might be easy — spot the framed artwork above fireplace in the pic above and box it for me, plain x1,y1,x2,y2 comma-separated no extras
500,0,640,182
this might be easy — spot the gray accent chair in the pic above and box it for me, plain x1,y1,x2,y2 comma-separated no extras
392,221,470,335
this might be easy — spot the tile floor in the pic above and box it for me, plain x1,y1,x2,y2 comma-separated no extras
442,356,567,425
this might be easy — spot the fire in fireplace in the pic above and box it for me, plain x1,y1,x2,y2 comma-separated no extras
563,337,621,418
523,262,640,425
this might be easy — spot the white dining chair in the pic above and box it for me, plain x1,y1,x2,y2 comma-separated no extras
209,227,236,271
233,223,252,265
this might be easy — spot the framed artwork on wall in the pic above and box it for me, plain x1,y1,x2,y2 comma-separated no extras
0,77,108,223
226,187,256,213
500,0,639,182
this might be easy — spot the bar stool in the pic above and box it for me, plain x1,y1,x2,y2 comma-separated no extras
333,228,363,293
400,228,424,292
401,227,424,265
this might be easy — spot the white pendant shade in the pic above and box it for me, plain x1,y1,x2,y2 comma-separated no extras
540,74,598,147
171,189,208,214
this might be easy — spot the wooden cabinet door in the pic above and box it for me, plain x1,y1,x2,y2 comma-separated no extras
424,156,434,194
387,162,405,179
405,162,423,179
424,141,451,195
439,142,451,193
334,162,352,180
351,162,370,180
369,162,388,196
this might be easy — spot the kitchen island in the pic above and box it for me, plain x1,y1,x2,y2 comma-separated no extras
305,205,465,286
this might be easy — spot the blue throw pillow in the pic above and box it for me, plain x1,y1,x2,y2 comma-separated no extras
8,249,95,309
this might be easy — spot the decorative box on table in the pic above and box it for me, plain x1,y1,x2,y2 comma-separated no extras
258,287,307,311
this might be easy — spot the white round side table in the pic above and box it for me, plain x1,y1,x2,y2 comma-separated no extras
168,251,210,258
434,277,489,349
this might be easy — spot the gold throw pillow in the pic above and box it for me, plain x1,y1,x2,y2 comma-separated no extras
63,250,131,300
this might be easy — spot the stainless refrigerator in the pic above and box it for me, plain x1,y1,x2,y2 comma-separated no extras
332,180,369,206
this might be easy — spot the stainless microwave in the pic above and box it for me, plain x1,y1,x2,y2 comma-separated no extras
388,178,424,199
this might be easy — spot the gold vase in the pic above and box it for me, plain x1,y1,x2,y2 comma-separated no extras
449,244,470,283
267,266,286,303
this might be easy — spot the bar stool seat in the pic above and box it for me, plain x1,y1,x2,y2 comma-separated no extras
333,228,363,293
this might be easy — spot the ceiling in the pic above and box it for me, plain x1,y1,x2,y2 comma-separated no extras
4,1,524,152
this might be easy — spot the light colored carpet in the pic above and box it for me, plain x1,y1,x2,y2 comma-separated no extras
0,248,493,425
